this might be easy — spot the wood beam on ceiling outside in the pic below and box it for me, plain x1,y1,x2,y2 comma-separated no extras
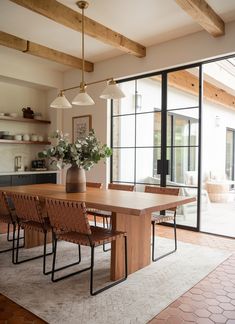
9,0,146,58
153,70,235,110
175,0,225,37
0,31,94,71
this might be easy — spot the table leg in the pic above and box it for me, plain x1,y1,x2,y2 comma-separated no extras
24,229,52,249
111,212,151,281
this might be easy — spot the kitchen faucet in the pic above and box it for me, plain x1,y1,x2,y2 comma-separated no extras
14,156,22,172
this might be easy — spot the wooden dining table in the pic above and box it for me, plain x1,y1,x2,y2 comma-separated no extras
1,183,195,280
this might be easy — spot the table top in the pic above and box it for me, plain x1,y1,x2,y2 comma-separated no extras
0,183,196,216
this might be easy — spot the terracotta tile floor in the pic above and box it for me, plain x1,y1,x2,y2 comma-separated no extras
149,226,235,324
1,225,235,323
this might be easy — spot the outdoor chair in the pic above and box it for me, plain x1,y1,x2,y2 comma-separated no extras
144,186,180,262
45,198,128,296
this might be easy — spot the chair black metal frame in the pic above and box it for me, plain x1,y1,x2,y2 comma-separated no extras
46,199,128,296
144,186,179,262
0,192,24,263
51,230,128,296
151,211,177,262
7,192,54,275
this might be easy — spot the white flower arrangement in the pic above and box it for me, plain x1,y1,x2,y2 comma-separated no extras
38,129,112,171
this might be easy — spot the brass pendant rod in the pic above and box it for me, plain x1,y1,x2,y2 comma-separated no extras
81,5,85,87
61,77,113,93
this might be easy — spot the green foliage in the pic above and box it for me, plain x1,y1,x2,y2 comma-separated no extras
38,129,112,171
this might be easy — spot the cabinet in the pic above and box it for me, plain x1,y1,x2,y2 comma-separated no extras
12,174,37,186
0,175,11,187
36,173,57,184
0,116,51,145
0,173,57,187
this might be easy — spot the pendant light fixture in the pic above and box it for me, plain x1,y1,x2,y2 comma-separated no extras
50,1,125,109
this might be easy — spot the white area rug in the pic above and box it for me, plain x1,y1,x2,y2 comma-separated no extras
0,235,231,324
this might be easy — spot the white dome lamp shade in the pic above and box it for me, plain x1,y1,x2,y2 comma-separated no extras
72,83,95,106
100,79,125,100
50,91,72,109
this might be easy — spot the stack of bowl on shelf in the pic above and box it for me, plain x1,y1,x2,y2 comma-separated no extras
0,131,44,141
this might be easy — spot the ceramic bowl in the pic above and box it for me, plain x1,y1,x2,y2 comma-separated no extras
31,134,38,141
23,134,30,141
14,134,22,141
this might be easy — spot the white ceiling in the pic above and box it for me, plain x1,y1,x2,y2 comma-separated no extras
1,0,235,71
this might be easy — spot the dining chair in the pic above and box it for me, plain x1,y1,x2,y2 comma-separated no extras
89,183,134,251
0,191,21,263
144,186,180,262
86,182,103,188
8,192,54,274
45,198,128,296
86,182,103,226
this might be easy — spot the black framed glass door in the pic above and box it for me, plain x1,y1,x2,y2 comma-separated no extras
111,64,202,230
160,67,201,229
111,75,163,192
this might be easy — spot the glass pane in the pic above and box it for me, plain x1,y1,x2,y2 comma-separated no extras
173,117,189,146
176,186,198,228
135,184,148,192
190,120,199,146
136,76,161,113
112,115,135,147
189,147,198,172
167,68,199,110
112,80,135,116
136,112,161,147
170,147,188,184
136,148,161,183
112,148,135,183
226,130,233,180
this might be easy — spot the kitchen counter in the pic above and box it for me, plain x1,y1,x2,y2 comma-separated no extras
0,170,60,176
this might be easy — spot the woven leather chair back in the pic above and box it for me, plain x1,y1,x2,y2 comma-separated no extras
86,182,103,188
45,199,91,235
0,191,12,219
9,193,44,223
108,183,134,191
144,186,180,211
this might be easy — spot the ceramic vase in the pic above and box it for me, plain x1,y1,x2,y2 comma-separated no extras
66,165,86,193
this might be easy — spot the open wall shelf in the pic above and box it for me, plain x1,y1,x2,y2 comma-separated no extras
0,116,51,124
0,139,51,145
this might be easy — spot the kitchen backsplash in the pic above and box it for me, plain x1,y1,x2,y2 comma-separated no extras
0,144,48,172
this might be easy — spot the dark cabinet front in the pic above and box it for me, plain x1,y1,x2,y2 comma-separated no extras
0,175,11,187
36,173,57,184
0,173,57,187
12,174,37,186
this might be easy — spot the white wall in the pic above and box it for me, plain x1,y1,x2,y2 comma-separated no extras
202,100,235,181
0,47,63,89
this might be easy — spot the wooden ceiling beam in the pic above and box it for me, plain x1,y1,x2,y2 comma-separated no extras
9,0,146,58
0,31,94,71
153,70,235,110
175,0,225,37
